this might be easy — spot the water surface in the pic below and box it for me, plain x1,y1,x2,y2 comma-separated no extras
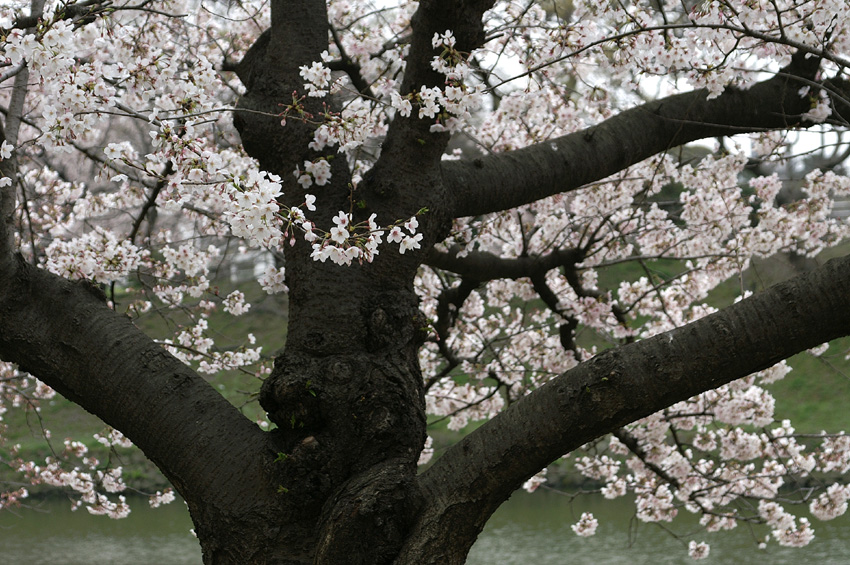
3,492,849,564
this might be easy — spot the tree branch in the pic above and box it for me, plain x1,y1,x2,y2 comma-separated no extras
327,23,375,98
4,0,110,31
0,0,37,263
399,252,850,562
426,245,580,280
612,427,680,489
233,0,341,180
0,121,12,262
0,258,278,514
365,0,496,198
127,162,172,245
443,55,849,218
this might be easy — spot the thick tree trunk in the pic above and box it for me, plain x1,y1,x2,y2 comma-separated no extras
225,0,490,556
257,252,429,563
3,2,850,564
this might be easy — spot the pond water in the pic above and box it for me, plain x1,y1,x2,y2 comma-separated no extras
2,491,850,564
0,497,198,564
467,490,850,565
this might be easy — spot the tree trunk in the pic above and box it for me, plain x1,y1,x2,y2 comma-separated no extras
257,251,430,564
3,1,850,563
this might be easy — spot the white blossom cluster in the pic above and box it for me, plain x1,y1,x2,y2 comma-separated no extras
0,1,849,558
570,512,599,537
385,30,482,133
0,358,179,514
299,57,333,98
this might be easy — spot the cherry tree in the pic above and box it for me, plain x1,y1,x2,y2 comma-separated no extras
1,0,850,562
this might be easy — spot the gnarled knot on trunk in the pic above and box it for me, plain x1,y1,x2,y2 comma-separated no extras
260,368,325,432
364,299,430,352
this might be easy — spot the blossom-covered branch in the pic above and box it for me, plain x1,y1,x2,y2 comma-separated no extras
443,57,848,218
405,254,850,561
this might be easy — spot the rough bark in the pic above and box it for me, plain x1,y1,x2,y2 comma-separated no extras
0,257,289,562
1,1,850,564
230,1,496,561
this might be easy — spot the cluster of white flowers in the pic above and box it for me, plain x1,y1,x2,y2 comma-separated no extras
802,89,833,123
302,211,426,266
223,290,250,316
299,57,333,97
809,484,850,521
575,455,620,482
417,435,434,466
294,159,332,188
688,541,710,560
94,428,133,449
149,488,177,509
307,101,389,153
712,385,776,427
225,170,284,248
0,139,13,188
386,30,482,133
258,265,287,294
45,229,145,283
522,468,547,493
570,512,599,537
159,318,263,375
0,428,138,519
759,500,816,547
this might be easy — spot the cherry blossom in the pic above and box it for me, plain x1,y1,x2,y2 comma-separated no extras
0,0,849,561
570,512,599,537
688,541,710,560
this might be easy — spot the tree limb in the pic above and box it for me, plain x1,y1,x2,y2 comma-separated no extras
327,23,375,98
426,245,580,280
399,252,850,563
0,258,278,514
0,121,12,261
612,427,680,489
4,0,110,31
443,55,850,218
365,0,496,195
233,0,341,181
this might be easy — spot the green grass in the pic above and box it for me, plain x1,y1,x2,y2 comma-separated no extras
772,339,850,433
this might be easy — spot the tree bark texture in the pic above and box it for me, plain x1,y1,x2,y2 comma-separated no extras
1,1,850,563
